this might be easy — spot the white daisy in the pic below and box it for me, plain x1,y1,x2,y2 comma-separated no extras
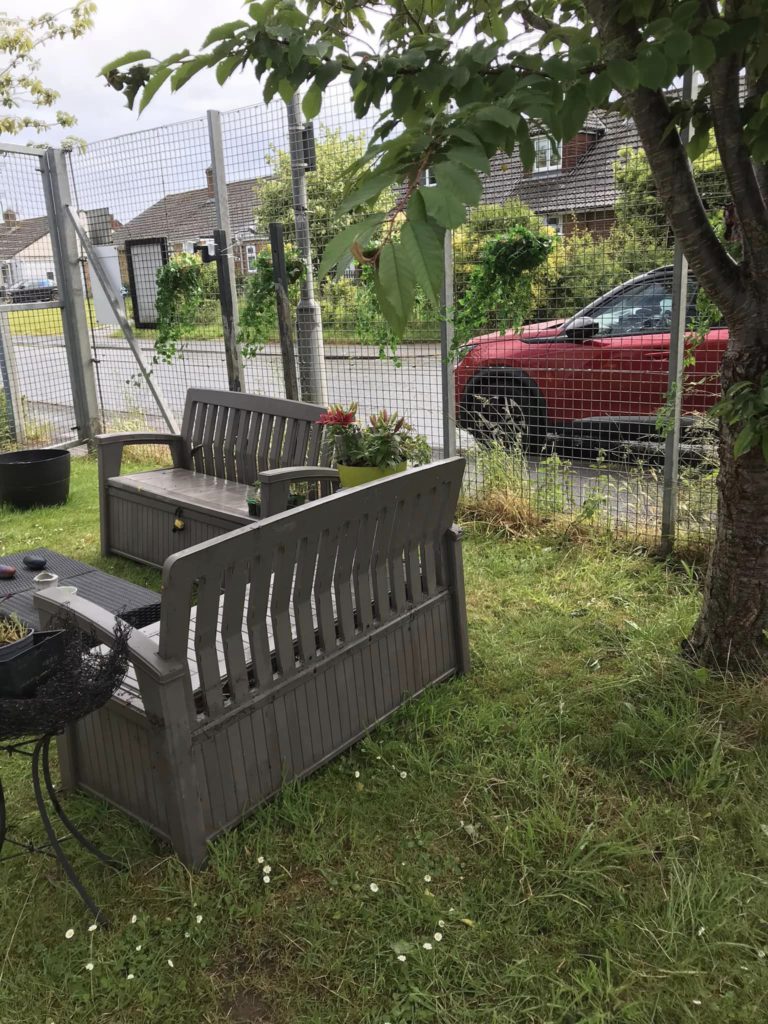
64,928,75,940
369,883,379,893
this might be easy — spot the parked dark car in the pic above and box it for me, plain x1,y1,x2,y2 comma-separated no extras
455,267,725,457
7,278,58,303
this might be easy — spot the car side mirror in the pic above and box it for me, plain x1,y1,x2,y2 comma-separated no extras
564,316,600,341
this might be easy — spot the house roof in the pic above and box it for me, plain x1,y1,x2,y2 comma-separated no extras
114,178,261,246
481,110,641,214
0,215,49,261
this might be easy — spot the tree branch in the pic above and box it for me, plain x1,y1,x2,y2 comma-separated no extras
708,50,768,272
584,0,744,316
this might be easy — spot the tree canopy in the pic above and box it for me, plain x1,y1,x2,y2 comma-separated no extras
0,3,95,136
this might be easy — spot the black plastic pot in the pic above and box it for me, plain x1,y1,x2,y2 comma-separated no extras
0,449,71,509
0,630,65,698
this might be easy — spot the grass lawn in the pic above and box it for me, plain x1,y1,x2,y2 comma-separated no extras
1,458,767,1023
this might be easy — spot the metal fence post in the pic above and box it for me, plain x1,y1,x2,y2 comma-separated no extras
660,70,697,555
440,230,457,459
207,110,245,392
0,311,23,445
286,93,327,405
41,148,101,445
269,223,299,400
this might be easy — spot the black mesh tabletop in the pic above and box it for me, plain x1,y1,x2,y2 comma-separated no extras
0,548,160,629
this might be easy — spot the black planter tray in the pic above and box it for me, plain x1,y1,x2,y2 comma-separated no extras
0,630,66,698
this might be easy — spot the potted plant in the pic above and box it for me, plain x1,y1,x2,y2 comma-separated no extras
318,404,431,489
0,611,68,698
0,612,34,662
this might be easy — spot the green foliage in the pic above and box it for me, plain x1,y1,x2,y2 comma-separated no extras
0,612,29,645
713,372,768,461
238,245,305,358
153,253,219,363
0,3,94,136
454,227,552,352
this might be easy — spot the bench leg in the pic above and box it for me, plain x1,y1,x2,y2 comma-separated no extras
446,526,470,676
98,443,124,558
144,672,209,869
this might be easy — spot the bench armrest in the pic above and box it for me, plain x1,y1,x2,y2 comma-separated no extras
96,432,186,474
33,588,184,685
258,466,340,517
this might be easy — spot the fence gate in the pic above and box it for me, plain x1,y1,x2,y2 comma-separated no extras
0,143,101,452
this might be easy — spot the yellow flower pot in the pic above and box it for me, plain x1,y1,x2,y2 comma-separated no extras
336,463,407,489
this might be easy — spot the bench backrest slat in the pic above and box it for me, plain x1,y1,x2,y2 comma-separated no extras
157,459,465,724
179,389,326,484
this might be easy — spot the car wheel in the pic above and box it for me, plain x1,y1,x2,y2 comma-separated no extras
463,376,546,452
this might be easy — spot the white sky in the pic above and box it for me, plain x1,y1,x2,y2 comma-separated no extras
11,0,264,145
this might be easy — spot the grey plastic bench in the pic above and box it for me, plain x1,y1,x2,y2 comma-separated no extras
36,458,468,868
97,389,338,567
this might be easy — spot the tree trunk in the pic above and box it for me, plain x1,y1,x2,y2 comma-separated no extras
688,310,768,669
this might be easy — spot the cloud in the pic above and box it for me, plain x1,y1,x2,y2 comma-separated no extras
11,0,259,145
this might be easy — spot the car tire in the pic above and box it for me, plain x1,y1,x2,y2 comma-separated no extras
462,374,547,452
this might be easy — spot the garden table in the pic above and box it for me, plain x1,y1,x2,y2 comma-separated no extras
0,548,161,629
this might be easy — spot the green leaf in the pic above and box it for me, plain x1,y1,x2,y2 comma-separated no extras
203,20,248,46
446,145,491,173
401,216,444,306
422,182,467,228
636,51,673,89
475,106,520,130
170,55,211,91
560,82,590,141
664,28,692,63
138,66,172,112
302,83,322,120
215,53,244,86
734,424,757,458
517,126,535,171
375,241,416,336
340,169,397,213
686,127,711,161
100,50,153,76
433,161,482,206
690,35,716,70
278,79,296,104
316,214,387,281
607,59,638,93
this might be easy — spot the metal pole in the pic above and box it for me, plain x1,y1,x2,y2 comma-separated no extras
207,110,245,392
286,93,327,404
41,148,102,445
0,310,23,445
660,69,697,555
269,223,299,400
64,206,180,434
440,230,457,459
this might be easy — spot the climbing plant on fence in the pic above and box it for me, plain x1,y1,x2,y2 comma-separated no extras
238,245,305,358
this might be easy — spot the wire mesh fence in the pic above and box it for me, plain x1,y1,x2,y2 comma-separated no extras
0,147,76,450
1,83,726,547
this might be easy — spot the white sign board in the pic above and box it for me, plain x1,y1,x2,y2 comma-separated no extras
91,245,125,325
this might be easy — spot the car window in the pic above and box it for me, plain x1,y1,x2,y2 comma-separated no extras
588,279,675,337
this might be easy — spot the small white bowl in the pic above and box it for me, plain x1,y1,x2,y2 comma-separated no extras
33,572,59,590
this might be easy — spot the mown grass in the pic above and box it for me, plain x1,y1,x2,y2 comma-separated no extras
1,459,767,1023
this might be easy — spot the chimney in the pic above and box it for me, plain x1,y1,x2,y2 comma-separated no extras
205,167,214,196
3,209,17,226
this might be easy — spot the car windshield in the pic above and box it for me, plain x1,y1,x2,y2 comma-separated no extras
569,274,701,338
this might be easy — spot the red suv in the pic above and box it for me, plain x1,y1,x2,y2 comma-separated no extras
454,267,727,456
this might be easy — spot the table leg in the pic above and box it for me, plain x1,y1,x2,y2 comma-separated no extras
41,735,122,869
31,737,109,927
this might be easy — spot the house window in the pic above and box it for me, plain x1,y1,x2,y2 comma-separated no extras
541,214,563,235
533,136,561,173
245,244,258,273
421,167,437,187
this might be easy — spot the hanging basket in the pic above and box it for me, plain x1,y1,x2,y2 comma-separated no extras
0,616,130,741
